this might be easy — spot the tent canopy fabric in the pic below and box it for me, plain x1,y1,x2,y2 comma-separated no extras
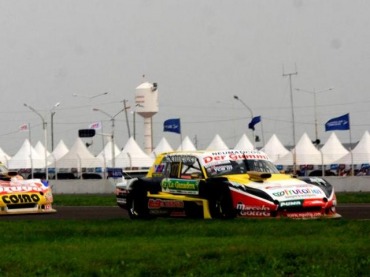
234,134,254,150
320,133,349,164
151,137,173,158
177,136,197,151
53,138,102,168
206,134,229,151
261,134,290,162
115,137,153,168
3,131,370,170
8,139,45,169
275,133,323,165
334,131,370,165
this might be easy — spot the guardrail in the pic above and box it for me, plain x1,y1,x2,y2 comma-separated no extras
49,177,370,194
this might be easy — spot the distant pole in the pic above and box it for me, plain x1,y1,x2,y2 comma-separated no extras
24,104,48,180
50,102,60,151
122,99,131,138
283,68,298,174
93,107,129,169
296,88,333,146
233,95,255,148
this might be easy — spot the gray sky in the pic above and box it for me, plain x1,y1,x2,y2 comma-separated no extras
0,0,369,155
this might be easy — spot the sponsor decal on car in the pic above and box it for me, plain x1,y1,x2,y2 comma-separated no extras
236,202,271,217
271,188,322,198
161,179,199,195
280,200,303,208
0,185,44,194
148,199,185,209
2,193,40,204
286,212,323,218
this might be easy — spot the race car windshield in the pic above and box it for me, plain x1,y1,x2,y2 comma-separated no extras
205,159,279,177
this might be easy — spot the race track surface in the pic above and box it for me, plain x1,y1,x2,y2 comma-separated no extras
1,204,369,220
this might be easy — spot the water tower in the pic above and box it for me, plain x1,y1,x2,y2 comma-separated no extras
135,81,159,154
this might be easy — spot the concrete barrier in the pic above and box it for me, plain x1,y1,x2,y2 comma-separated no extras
325,176,370,192
49,176,370,194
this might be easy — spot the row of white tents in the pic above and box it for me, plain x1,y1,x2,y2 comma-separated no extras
0,131,369,171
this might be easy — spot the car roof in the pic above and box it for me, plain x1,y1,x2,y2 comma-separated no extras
159,150,272,164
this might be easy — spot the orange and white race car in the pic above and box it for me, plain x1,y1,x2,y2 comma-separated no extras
115,150,341,219
0,164,56,215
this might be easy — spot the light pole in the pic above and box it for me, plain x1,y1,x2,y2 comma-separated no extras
50,102,60,151
233,95,255,148
93,107,127,169
24,103,48,180
132,104,143,140
295,88,333,145
122,99,131,139
283,69,298,174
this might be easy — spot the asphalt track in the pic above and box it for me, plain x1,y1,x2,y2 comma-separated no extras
1,204,369,220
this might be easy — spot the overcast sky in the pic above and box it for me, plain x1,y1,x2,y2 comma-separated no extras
0,0,369,155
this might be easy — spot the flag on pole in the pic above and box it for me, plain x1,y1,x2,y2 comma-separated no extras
325,113,350,131
163,118,181,134
19,123,28,132
89,121,102,130
248,116,261,131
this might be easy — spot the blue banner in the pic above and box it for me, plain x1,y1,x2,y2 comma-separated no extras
325,113,350,131
163,118,181,134
248,116,261,131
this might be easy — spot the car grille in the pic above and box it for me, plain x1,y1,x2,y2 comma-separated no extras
279,206,323,213
7,204,38,210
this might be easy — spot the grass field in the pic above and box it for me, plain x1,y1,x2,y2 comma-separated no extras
0,192,368,276
0,218,369,277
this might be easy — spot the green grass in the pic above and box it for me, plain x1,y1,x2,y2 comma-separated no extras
52,192,370,207
0,219,368,276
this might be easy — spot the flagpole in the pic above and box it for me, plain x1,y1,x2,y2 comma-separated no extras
28,123,34,179
349,116,354,176
260,117,265,147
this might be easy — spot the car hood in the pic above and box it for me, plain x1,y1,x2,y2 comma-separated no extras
227,174,327,201
0,179,49,194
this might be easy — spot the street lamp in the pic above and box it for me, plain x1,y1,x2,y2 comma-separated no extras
121,99,131,139
295,88,333,145
24,103,48,180
73,92,109,99
233,95,255,147
132,104,143,140
92,107,127,169
50,102,60,151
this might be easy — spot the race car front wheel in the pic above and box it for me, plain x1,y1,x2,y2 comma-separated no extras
208,185,236,219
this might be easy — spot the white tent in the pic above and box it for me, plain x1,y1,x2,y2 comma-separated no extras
177,136,197,151
275,133,323,165
234,134,254,150
54,137,102,168
48,140,69,163
0,147,11,166
206,134,229,151
34,141,51,159
320,133,349,164
8,139,45,169
151,137,173,158
261,134,289,162
335,131,370,165
96,140,121,163
115,137,153,168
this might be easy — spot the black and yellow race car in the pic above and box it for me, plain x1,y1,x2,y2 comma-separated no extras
115,150,340,219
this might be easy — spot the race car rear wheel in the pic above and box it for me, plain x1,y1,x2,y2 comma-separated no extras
208,185,236,219
127,184,150,219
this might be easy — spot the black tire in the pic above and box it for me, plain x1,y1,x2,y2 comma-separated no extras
208,185,236,219
127,184,150,219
